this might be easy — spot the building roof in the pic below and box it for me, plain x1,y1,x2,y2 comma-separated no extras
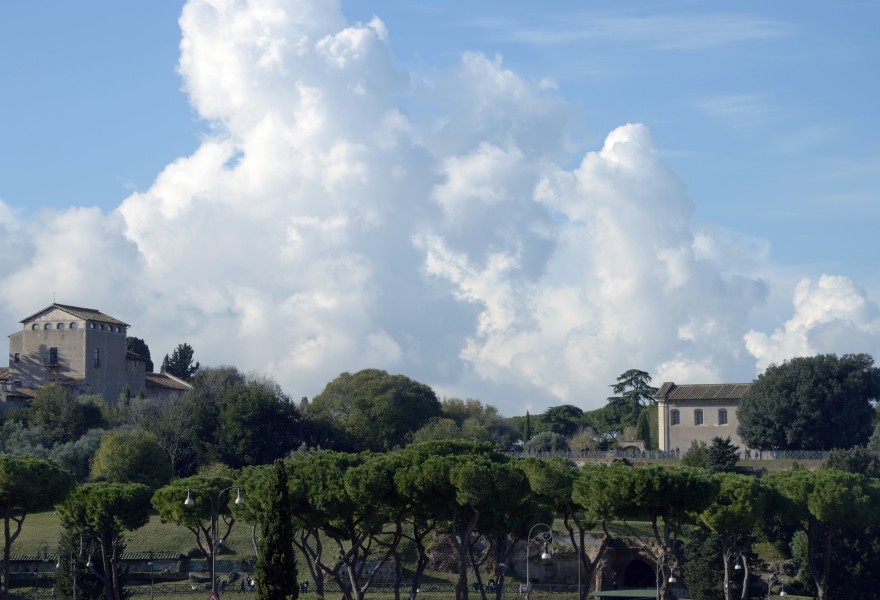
655,382,752,402
20,303,129,327
145,372,192,391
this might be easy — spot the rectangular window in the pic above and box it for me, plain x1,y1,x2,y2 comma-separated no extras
694,409,704,426
13,352,19,363
718,409,728,425
671,410,680,425
48,347,58,366
93,348,100,368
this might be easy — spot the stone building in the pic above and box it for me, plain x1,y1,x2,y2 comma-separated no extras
655,381,752,452
1,303,190,414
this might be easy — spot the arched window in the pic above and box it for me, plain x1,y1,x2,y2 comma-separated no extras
70,322,78,329
44,323,52,329
57,323,65,329
31,324,39,330
718,409,728,425
694,409,704,426
670,409,680,426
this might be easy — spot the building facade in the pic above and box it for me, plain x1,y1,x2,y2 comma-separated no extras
3,303,189,411
655,381,752,452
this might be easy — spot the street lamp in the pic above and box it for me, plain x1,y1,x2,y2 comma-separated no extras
56,537,84,600
147,551,155,600
767,568,788,598
723,546,745,600
184,486,244,594
524,523,552,600
35,543,50,600
655,551,677,600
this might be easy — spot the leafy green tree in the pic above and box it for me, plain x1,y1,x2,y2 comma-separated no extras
0,454,73,600
161,343,200,380
523,458,609,600
606,369,658,428
255,461,297,600
636,403,658,449
699,473,772,600
186,366,248,469
51,429,105,482
414,398,516,450
54,531,103,600
128,393,196,476
280,451,401,600
541,405,584,437
824,446,880,478
738,353,880,450
308,369,441,451
214,377,300,468
682,438,739,473
126,336,154,372
767,468,880,600
681,526,725,600
24,384,106,445
56,482,152,600
151,475,239,590
0,420,52,456
573,463,717,600
523,431,569,452
90,431,173,490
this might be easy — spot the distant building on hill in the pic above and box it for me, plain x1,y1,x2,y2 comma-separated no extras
1,302,190,414
655,381,752,452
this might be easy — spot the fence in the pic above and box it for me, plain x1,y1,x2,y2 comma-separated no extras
509,449,835,461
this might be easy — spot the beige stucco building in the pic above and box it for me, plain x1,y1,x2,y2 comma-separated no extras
655,381,752,452
2,303,189,413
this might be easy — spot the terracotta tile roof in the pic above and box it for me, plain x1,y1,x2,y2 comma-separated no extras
20,303,129,327
655,382,752,402
145,372,192,391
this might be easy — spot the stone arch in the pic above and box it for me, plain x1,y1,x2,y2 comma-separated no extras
622,558,655,588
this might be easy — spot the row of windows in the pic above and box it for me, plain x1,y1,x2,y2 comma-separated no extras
30,322,122,332
34,347,101,367
670,408,728,426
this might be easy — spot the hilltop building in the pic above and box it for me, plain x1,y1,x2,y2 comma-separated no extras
655,381,752,452
1,303,190,414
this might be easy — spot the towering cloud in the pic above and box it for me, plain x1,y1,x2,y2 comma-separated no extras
1,0,877,414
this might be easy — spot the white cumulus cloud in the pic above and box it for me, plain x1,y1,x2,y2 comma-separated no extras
0,0,878,416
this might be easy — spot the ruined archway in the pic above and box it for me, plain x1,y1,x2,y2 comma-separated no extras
622,559,655,588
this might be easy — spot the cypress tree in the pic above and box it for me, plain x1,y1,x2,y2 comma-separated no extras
255,461,298,600
523,411,532,443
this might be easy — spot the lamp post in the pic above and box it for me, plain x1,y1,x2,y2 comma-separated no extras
524,523,552,600
767,567,788,599
56,538,84,600
655,551,677,600
147,551,155,600
35,543,50,600
723,546,744,600
184,486,244,594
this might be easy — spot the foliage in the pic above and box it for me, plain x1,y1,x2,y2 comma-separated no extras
606,369,658,429
541,405,584,437
635,403,658,450
90,431,173,490
55,530,104,600
255,461,297,600
682,438,739,473
308,369,441,451
766,468,880,600
126,336,154,373
567,427,600,452
214,376,300,468
161,343,200,381
0,453,73,600
417,397,517,450
151,474,240,585
126,393,195,476
56,482,152,600
682,526,725,600
523,431,569,452
51,429,107,482
23,385,107,445
0,420,52,457
823,446,880,478
738,353,880,450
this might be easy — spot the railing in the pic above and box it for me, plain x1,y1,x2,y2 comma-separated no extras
508,449,836,461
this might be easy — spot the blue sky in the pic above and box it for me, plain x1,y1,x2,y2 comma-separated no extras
0,1,878,415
